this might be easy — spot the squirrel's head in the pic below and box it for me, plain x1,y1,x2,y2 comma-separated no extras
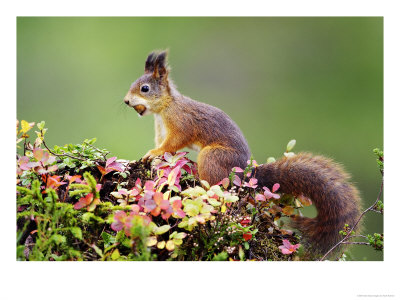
124,50,171,116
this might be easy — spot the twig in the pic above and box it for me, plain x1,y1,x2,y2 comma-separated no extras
84,142,110,161
341,242,369,245
23,138,27,156
350,234,368,238
42,139,87,162
319,178,384,261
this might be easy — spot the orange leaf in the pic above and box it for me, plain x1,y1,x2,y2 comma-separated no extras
97,165,107,176
298,195,312,207
282,206,294,216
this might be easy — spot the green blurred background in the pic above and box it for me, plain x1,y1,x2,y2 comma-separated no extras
17,17,383,260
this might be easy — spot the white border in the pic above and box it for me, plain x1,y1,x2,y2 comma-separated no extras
2,1,399,299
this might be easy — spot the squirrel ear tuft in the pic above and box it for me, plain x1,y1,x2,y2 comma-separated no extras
153,50,169,80
144,52,157,73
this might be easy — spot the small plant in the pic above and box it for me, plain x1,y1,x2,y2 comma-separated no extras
16,121,382,261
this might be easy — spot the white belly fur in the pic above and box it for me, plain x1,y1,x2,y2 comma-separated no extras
154,114,201,152
154,114,167,142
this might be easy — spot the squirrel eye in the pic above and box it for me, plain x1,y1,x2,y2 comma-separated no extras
141,84,150,93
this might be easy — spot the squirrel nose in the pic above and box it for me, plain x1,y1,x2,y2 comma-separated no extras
124,99,129,104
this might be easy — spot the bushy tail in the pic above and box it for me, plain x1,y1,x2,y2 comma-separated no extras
255,152,362,254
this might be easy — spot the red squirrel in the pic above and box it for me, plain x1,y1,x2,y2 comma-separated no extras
123,50,361,254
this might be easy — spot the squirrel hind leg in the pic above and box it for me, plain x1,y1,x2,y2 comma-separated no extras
197,145,248,185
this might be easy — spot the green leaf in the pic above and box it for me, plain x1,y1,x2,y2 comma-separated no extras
70,227,83,240
17,245,26,260
244,242,249,250
104,244,118,254
200,204,214,214
37,121,45,131
184,203,200,217
84,138,97,145
210,185,224,198
178,220,188,228
207,198,222,207
81,212,104,224
174,232,187,240
50,254,67,261
212,252,228,261
51,234,66,245
286,139,296,152
91,244,103,258
153,224,171,235
200,180,210,190
111,249,120,260
182,186,206,198
239,246,245,261
101,232,116,247
224,194,239,203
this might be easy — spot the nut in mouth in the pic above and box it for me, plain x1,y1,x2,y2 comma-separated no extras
133,104,147,116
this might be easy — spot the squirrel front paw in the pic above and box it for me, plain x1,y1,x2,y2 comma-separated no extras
142,149,164,162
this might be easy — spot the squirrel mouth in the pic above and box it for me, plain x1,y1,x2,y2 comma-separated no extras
133,105,147,116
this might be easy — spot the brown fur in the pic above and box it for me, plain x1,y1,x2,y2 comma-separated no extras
124,51,362,254
255,153,362,254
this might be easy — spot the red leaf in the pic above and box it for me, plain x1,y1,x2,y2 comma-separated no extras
163,152,173,162
135,178,142,188
272,183,280,193
167,166,181,186
174,152,188,161
41,151,50,164
263,187,280,200
233,175,241,186
153,192,164,204
172,199,182,210
46,175,66,190
255,193,266,201
47,165,58,172
144,181,155,191
111,221,124,232
175,209,186,218
130,188,140,197
279,239,301,255
33,148,44,161
111,211,127,232
74,193,93,209
114,210,127,222
160,200,170,210
87,198,100,211
18,156,40,170
131,205,140,214
240,217,251,226
66,175,82,183
118,189,128,195
107,161,124,172
221,178,230,189
244,178,258,189
151,207,161,217
97,165,107,176
144,199,157,212
106,156,117,167
243,233,252,241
